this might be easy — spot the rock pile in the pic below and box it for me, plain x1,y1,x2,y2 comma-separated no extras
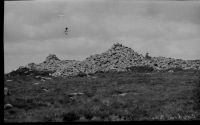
151,56,200,70
7,66,53,77
47,43,147,76
80,43,145,73
25,54,81,77
9,43,200,77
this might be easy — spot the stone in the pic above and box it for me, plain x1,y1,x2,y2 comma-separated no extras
91,116,101,121
168,70,174,73
118,93,128,96
79,116,87,121
41,79,45,82
68,92,84,97
41,77,51,80
4,87,9,96
4,104,13,110
43,89,49,92
45,54,60,62
35,76,41,78
33,83,40,85
109,115,121,121
6,80,12,82
8,43,199,77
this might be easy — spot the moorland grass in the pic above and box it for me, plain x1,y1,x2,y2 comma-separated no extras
4,70,200,122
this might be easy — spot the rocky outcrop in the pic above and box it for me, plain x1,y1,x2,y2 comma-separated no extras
9,43,200,77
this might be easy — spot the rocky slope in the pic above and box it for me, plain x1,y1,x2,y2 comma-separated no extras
9,43,200,77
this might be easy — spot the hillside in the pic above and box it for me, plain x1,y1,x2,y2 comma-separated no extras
4,70,200,121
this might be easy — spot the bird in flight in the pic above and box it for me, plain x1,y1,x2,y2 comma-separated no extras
65,27,68,35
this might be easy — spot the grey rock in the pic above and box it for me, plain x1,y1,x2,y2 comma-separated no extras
33,82,40,85
168,70,174,73
91,116,101,121
68,92,84,97
13,43,199,77
118,93,128,96
4,87,10,96
4,104,13,110
6,80,13,82
79,116,87,121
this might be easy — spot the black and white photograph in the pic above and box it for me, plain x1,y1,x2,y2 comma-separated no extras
4,0,200,122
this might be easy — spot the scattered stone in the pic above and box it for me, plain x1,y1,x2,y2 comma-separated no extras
41,79,45,82
102,99,111,106
35,76,41,78
33,83,40,85
79,116,87,121
118,93,128,96
4,87,9,96
6,80,13,82
69,97,75,101
41,77,52,80
42,89,49,92
51,71,62,77
91,116,101,121
68,92,84,97
19,66,26,69
168,70,174,73
4,104,13,110
45,54,60,62
87,75,98,79
109,115,121,121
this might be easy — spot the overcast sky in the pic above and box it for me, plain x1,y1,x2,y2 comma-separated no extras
4,0,200,73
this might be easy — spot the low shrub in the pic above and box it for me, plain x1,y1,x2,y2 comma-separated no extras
95,71,104,74
126,66,154,73
62,111,80,121
87,73,95,76
167,67,183,72
77,72,87,77
7,67,53,77
4,70,199,121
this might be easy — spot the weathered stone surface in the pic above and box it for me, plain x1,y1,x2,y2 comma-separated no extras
4,104,13,110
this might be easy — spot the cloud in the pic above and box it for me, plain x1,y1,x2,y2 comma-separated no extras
4,0,200,73
5,0,200,42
